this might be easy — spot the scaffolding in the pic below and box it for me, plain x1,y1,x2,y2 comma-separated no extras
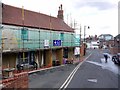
1,25,80,52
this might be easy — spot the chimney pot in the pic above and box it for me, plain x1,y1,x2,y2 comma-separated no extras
59,6,60,10
57,4,64,20
61,4,62,10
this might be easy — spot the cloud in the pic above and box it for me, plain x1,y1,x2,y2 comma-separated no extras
74,0,117,10
100,26,111,29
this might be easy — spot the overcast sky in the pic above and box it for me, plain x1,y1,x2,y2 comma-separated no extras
2,0,119,37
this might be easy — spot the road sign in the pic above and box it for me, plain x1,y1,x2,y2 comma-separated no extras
53,40,61,46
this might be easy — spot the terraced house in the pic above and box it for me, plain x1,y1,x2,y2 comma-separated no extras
1,4,79,71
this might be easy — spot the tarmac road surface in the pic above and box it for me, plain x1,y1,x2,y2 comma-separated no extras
29,49,120,89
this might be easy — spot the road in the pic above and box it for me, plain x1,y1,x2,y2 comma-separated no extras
66,49,119,88
29,49,120,89
29,64,79,88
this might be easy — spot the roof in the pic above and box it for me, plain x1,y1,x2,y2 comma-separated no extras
99,34,113,37
2,4,74,32
115,34,120,39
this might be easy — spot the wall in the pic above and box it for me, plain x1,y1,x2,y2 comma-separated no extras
56,48,63,65
2,72,28,89
44,49,52,67
80,43,86,57
52,50,56,61
110,47,120,54
2,53,17,68
36,50,42,68
110,39,120,54
68,48,74,61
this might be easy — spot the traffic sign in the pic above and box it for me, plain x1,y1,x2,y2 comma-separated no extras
53,40,61,46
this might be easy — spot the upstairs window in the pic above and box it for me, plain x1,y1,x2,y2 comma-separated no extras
60,33,64,41
21,28,28,40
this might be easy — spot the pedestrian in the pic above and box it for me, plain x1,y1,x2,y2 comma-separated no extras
63,58,66,64
103,53,108,63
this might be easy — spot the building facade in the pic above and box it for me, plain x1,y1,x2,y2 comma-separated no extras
0,4,79,70
98,34,114,48
110,34,120,54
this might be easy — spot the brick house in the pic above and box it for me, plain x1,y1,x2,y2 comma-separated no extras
110,34,120,54
1,4,79,71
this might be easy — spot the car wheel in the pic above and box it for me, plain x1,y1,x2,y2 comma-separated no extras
112,58,117,64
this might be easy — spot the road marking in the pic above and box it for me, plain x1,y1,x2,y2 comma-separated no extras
59,53,92,90
86,61,103,66
88,79,97,83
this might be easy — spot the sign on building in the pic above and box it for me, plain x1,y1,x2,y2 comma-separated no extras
53,40,61,46
44,40,49,48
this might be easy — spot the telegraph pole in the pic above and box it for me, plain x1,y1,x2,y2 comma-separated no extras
83,25,90,56
79,25,82,60
80,25,81,46
84,26,90,43
84,26,86,43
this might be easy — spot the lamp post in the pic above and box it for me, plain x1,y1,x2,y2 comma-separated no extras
117,38,119,53
83,25,90,56
79,25,82,59
80,25,81,46
84,26,90,43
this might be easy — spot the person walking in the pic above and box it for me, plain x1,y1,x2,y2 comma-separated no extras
103,53,109,63
102,46,111,63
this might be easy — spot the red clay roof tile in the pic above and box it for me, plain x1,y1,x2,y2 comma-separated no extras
2,4,74,32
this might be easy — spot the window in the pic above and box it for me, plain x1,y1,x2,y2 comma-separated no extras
105,36,112,41
60,33,64,41
21,28,28,40
17,52,35,64
18,52,28,64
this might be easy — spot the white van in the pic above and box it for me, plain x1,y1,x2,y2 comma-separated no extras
91,41,99,49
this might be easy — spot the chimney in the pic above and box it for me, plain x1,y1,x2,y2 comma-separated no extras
57,4,64,20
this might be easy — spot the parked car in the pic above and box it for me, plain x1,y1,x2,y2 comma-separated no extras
16,61,38,71
112,53,120,65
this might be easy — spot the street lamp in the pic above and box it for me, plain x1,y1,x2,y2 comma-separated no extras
79,25,82,60
84,26,90,43
80,25,82,46
83,25,90,56
117,38,119,53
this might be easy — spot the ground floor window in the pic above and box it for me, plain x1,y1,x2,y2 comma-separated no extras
17,51,35,64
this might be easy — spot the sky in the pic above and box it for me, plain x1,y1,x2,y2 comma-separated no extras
2,0,119,37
